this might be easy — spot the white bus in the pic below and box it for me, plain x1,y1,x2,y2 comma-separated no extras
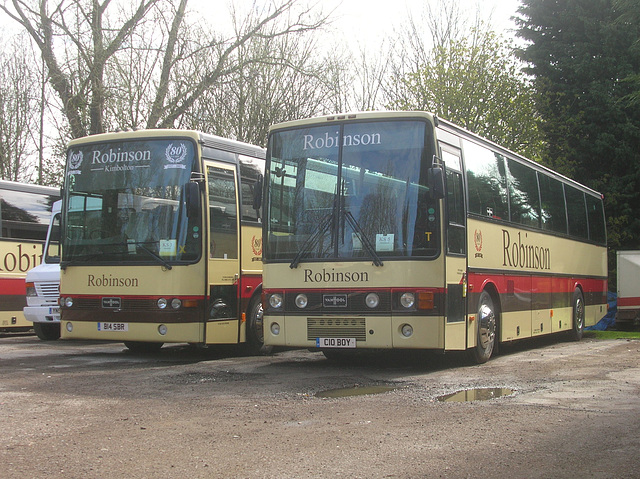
24,200,62,340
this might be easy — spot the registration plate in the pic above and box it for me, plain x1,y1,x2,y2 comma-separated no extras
97,322,129,332
316,337,356,348
49,307,60,315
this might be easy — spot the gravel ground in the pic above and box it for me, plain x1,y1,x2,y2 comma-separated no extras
1,334,639,478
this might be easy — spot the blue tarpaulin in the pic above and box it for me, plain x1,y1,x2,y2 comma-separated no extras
585,291,617,331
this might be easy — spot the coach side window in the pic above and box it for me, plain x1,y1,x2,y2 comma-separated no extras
463,140,508,220
442,149,465,255
208,166,238,259
506,158,540,228
538,173,567,234
586,194,606,244
565,185,588,240
239,155,264,223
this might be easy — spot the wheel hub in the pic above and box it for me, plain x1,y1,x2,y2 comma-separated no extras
478,304,496,348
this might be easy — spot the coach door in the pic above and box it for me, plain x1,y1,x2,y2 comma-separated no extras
441,145,467,350
204,161,241,344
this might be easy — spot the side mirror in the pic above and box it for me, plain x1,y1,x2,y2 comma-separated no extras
184,182,200,218
428,167,445,199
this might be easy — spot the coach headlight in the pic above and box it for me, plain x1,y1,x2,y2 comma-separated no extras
157,298,168,309
365,292,380,309
268,293,283,310
295,294,308,309
171,298,182,310
400,292,415,309
64,297,74,308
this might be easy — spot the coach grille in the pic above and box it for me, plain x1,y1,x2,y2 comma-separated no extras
73,297,157,311
307,317,367,341
287,291,391,314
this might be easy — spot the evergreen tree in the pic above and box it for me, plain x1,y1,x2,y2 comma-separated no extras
516,0,640,261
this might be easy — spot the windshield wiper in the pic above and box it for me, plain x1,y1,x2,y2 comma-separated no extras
344,211,383,267
134,242,173,270
289,213,334,269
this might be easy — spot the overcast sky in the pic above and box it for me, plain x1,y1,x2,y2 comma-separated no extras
326,0,523,49
0,0,523,45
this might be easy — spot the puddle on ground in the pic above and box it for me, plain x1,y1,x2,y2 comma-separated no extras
315,385,396,398
437,387,515,403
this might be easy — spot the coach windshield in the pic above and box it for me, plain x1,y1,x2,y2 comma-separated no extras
265,120,439,263
62,138,201,266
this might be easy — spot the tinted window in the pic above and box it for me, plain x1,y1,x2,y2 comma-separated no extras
208,166,238,259
266,120,438,261
538,173,567,234
0,190,58,240
239,155,265,223
464,140,508,220
506,158,540,228
586,194,606,244
446,169,465,255
565,186,588,239
44,213,61,263
64,138,201,264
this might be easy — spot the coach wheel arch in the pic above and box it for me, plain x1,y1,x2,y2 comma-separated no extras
469,286,499,364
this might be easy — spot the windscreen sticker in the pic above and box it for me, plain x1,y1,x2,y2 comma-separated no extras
159,239,177,257
376,234,394,252
352,233,363,251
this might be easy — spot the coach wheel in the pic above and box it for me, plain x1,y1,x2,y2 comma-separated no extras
124,341,163,352
33,322,60,341
569,288,585,341
244,295,273,355
470,290,497,364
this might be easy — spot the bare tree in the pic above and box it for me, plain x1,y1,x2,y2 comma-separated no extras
0,0,162,138
383,0,489,109
180,28,341,146
0,36,39,181
349,46,391,112
0,0,329,139
142,0,331,131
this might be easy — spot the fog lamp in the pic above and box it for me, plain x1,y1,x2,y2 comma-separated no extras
401,324,413,337
66,322,73,333
270,322,281,335
158,324,168,335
